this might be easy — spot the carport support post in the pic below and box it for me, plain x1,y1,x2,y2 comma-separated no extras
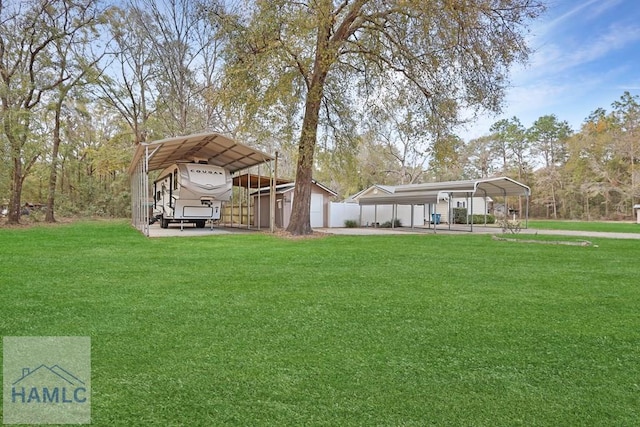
392,204,396,228
433,203,437,232
525,190,530,229
503,188,508,224
411,204,414,228
270,153,277,233
480,189,488,226
374,205,378,227
257,166,261,230
470,192,473,232
246,174,250,228
424,204,427,228
448,192,452,230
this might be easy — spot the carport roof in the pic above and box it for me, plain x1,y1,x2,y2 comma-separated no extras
128,132,274,174
393,177,530,197
357,177,530,205
358,189,445,205
233,173,290,189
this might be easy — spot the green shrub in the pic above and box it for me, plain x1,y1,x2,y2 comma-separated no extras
380,218,402,228
468,214,495,224
453,207,467,224
453,209,495,225
344,219,358,228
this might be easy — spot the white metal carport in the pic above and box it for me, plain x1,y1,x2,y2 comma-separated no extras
357,177,531,231
128,132,275,236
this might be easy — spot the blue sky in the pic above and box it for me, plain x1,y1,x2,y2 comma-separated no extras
462,0,640,140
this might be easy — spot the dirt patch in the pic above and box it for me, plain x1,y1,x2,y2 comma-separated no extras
265,229,330,240
0,216,96,229
492,235,593,246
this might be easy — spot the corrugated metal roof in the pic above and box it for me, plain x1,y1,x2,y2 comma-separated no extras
474,177,531,197
358,190,445,205
357,177,530,205
128,132,274,174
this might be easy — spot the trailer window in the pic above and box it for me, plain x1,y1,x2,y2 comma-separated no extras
173,169,178,190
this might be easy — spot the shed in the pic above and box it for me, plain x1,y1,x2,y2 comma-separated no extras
252,180,338,229
634,204,640,224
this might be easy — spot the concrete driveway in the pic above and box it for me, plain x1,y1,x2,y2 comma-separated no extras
147,222,256,237
147,222,640,240
315,225,640,239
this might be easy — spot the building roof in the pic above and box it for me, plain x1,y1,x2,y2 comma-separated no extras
252,180,338,197
358,189,446,205
356,177,530,206
393,177,530,197
345,184,395,203
128,132,274,175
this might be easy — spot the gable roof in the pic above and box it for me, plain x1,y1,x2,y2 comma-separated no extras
251,180,338,197
128,132,274,175
344,184,395,202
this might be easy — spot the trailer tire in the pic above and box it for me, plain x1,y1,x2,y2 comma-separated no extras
161,217,169,229
195,220,206,228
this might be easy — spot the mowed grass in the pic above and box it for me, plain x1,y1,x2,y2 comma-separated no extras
529,219,640,233
1,220,640,426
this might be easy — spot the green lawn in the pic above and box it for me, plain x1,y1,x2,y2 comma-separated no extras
1,220,640,426
528,219,640,233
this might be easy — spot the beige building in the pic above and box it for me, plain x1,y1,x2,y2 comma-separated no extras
252,180,337,229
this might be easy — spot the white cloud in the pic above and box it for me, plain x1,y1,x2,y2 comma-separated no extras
459,0,640,141
565,24,640,67
543,0,621,31
523,24,640,83
586,0,625,20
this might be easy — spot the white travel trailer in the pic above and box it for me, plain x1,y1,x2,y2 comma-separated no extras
153,162,232,228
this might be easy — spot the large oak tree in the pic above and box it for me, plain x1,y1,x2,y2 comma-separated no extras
215,0,545,234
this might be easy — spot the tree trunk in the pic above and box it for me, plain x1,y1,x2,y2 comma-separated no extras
7,155,23,224
285,1,334,235
286,78,325,235
46,105,63,222
5,138,25,228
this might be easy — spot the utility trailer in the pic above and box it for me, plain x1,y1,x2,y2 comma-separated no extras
152,162,232,229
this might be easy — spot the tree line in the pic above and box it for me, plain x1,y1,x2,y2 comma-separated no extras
3,0,635,228
460,95,639,221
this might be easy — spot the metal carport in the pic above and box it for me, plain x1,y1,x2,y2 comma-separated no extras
128,132,275,236
357,177,531,231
